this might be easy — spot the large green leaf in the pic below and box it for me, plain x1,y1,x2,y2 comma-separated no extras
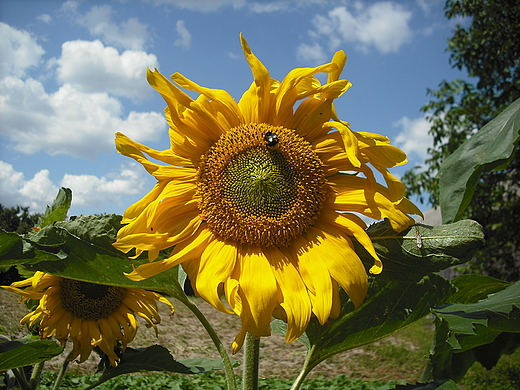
427,281,520,381
96,345,238,384
0,337,64,371
447,274,510,304
37,187,72,227
300,274,455,374
439,97,520,223
357,219,484,282
7,214,186,300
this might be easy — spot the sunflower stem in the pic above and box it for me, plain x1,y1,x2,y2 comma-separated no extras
11,367,31,390
29,361,44,390
51,351,72,390
180,296,238,390
242,333,260,390
290,345,316,390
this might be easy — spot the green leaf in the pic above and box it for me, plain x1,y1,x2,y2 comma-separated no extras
447,274,510,304
0,230,24,263
427,281,520,381
357,220,484,282
37,187,72,227
13,215,186,300
0,337,64,371
97,345,236,384
439,97,520,223
178,358,240,372
394,379,459,389
301,274,455,373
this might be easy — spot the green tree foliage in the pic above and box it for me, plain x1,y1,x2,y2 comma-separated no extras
0,204,41,234
0,204,41,284
402,0,520,281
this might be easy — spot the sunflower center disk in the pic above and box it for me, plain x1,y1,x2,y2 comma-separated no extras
197,123,328,247
60,279,126,321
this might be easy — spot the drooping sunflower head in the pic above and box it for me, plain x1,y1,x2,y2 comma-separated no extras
2,272,173,366
113,35,422,352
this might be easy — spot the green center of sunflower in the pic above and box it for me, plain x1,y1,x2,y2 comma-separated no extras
59,279,126,321
197,123,328,247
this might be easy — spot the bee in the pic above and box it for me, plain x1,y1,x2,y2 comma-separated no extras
264,131,279,148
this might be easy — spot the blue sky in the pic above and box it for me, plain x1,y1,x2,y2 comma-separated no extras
0,0,467,216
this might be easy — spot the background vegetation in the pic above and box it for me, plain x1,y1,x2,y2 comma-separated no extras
402,0,520,281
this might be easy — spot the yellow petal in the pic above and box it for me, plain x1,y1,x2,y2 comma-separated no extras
291,234,333,325
321,209,383,274
187,238,238,314
322,121,361,168
306,224,368,308
265,246,311,343
238,245,280,335
328,50,347,83
240,34,273,123
124,228,214,281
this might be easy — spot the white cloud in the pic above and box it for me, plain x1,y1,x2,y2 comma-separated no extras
75,4,151,51
0,22,45,79
61,163,146,209
393,115,433,162
36,14,52,24
0,161,59,213
249,2,289,13
0,160,148,213
148,0,246,12
56,40,158,100
296,42,327,63
174,20,192,49
300,2,413,58
0,77,166,158
0,23,165,159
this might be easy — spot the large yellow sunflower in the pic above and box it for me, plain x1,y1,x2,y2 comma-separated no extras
113,35,422,353
2,271,173,366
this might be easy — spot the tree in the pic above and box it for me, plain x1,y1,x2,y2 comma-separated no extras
402,0,520,281
0,204,42,284
0,204,41,234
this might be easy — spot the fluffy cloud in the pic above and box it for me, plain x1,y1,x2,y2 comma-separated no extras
0,23,165,159
0,77,165,158
174,21,192,49
74,4,151,51
393,115,433,162
56,40,158,100
296,42,327,63
0,22,45,79
299,2,413,62
148,0,246,12
0,161,59,213
0,161,148,213
61,164,146,209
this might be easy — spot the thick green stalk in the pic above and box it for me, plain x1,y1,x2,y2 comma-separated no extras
242,333,260,390
29,361,45,390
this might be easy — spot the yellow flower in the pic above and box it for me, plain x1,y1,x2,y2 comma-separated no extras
2,271,173,366
113,35,422,353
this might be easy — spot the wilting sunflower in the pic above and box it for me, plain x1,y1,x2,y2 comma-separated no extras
113,35,422,353
2,271,173,366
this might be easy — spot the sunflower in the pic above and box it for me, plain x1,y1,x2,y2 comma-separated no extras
2,271,173,366
113,35,422,353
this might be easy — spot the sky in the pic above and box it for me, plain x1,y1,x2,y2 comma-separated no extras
0,0,469,217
